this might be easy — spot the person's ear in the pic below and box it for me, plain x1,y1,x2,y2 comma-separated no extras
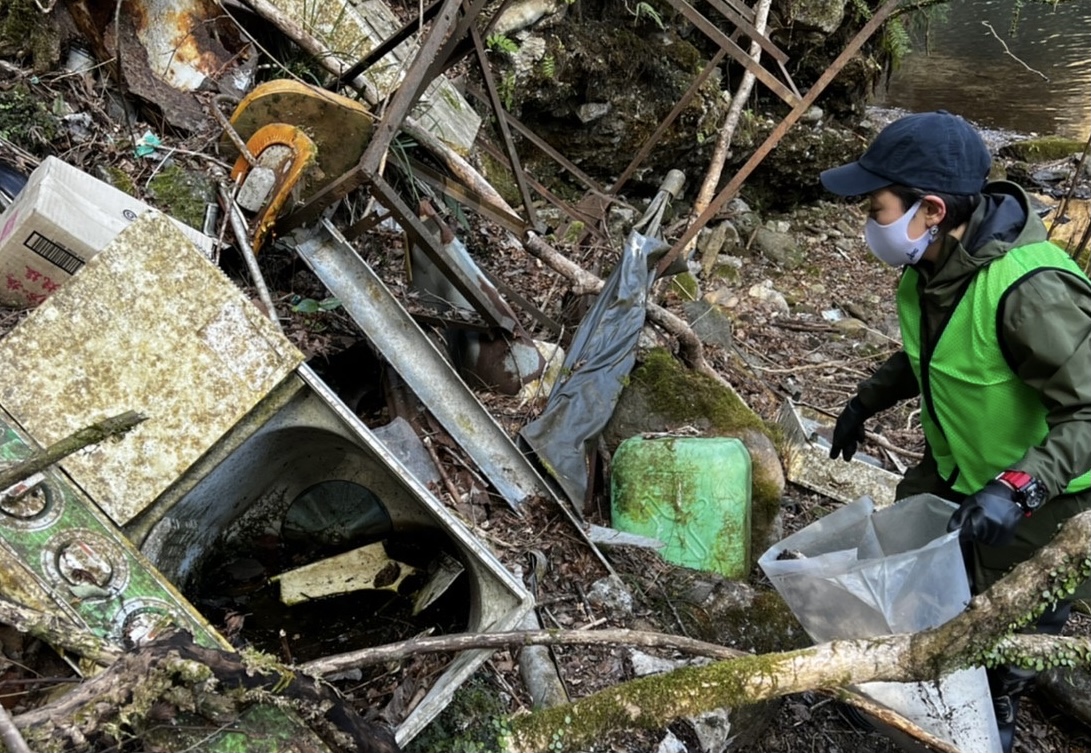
921,195,947,227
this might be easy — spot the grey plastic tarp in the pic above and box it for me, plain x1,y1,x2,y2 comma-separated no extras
519,229,667,509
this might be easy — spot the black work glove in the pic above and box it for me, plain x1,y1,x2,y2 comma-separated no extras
946,481,1025,546
829,397,872,461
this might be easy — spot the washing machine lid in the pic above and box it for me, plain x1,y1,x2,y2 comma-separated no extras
0,213,304,524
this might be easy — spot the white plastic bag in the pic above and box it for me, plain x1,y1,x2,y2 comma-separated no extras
759,493,1000,752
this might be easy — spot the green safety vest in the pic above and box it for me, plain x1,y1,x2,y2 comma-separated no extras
897,240,1091,495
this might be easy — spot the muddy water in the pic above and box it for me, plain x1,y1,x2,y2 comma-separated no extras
874,0,1091,141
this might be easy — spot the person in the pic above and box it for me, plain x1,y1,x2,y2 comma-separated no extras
820,110,1091,753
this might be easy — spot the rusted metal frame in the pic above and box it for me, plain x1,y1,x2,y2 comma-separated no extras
333,0,446,89
702,0,788,65
369,173,520,331
403,157,528,237
610,47,728,195
481,268,563,336
658,0,905,275
668,0,801,107
477,138,611,242
282,0,464,229
466,86,611,199
467,16,542,233
417,0,494,97
343,207,393,239
719,0,756,24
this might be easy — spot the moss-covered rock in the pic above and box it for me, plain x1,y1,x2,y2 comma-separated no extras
0,0,60,70
1000,136,1087,163
146,165,216,230
0,84,59,152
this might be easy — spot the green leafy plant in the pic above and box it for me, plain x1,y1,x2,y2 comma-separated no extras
290,297,341,314
499,70,517,111
486,33,520,54
539,54,556,78
627,0,666,29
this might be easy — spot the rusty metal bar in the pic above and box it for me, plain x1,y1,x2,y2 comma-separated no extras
477,139,611,242
469,17,542,233
777,58,803,100
481,268,563,336
419,0,494,93
333,0,445,88
658,0,905,275
368,173,519,331
343,207,392,240
466,86,610,198
668,0,801,107
610,47,728,195
703,0,788,65
282,0,464,229
403,158,528,236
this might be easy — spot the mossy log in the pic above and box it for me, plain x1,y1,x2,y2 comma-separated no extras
503,509,1091,751
12,631,401,753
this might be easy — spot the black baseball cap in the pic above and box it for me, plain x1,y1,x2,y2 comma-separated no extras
820,110,991,197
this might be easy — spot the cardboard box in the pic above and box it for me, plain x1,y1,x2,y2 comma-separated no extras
0,157,216,308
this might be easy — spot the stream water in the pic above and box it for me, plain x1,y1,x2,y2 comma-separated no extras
873,0,1091,142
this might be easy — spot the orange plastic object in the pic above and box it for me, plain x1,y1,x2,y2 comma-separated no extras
224,80,374,197
231,124,317,252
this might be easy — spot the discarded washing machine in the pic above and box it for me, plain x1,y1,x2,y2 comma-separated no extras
0,214,533,745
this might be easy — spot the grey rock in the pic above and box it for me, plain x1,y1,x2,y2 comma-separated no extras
751,227,804,269
682,300,733,350
587,574,634,617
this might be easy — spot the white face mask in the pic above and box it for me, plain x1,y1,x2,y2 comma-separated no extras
864,200,937,267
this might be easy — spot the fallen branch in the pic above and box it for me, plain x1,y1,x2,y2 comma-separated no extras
0,598,122,667
500,508,1091,750
0,410,146,491
981,21,1049,80
303,622,957,751
302,627,745,676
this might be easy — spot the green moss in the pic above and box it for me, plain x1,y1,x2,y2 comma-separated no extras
408,674,510,752
146,165,216,230
0,0,60,70
630,348,764,435
101,166,137,196
668,272,699,301
0,83,58,151
1000,136,1087,163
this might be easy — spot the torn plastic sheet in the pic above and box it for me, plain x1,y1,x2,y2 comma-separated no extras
519,228,667,510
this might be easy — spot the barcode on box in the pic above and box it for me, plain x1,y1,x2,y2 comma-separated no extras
24,232,85,275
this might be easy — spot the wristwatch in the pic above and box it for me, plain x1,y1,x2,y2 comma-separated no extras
995,470,1048,515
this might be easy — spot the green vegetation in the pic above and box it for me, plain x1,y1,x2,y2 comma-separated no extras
407,674,511,752
0,84,58,151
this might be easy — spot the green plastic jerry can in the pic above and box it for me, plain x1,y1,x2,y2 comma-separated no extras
611,436,752,579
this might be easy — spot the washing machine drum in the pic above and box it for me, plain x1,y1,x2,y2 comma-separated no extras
282,480,393,551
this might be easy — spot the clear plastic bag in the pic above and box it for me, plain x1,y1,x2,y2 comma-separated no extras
759,493,1001,752
759,494,967,640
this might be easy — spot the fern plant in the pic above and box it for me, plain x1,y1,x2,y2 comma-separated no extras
487,33,520,54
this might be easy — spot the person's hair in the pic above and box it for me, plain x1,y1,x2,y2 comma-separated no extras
889,185,980,234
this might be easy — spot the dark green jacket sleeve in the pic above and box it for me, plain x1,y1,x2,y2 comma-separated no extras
1002,269,1091,498
856,350,921,414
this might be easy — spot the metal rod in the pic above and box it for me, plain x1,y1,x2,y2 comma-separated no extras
469,19,542,232
659,0,905,275
221,186,283,330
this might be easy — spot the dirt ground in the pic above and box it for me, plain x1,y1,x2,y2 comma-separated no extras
2,47,1091,753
